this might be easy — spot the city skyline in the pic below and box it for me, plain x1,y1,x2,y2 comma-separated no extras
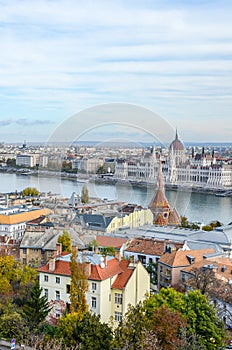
0,1,232,143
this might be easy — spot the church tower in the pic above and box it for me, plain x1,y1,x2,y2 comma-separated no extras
149,160,181,226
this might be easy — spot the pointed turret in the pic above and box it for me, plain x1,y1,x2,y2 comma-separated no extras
149,160,181,226
149,161,170,225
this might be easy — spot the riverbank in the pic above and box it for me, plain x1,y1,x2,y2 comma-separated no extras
0,167,231,197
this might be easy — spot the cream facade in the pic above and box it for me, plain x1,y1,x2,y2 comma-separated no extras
38,254,150,326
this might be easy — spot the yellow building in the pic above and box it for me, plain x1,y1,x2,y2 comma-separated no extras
38,253,150,325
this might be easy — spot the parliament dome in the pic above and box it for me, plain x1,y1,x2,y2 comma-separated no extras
169,130,184,151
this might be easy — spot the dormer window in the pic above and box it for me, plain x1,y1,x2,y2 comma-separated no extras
186,255,195,264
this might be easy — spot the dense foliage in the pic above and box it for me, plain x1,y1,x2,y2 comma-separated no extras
81,186,89,203
58,229,72,252
21,186,39,197
0,255,227,349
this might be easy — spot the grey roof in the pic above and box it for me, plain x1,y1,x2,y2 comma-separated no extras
77,213,114,231
59,251,114,265
20,227,85,250
114,224,231,252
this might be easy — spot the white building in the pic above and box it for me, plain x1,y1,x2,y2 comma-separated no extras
38,252,150,325
16,154,37,168
114,131,232,190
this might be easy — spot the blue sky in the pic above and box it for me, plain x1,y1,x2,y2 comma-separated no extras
0,0,231,143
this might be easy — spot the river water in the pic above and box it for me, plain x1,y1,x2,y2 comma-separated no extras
0,172,231,225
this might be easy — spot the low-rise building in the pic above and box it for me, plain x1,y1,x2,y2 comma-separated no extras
37,252,150,325
157,248,215,289
0,206,50,241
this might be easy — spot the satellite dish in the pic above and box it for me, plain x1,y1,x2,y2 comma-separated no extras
100,262,105,269
100,256,104,262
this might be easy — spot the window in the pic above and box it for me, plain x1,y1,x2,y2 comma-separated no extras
92,282,97,291
44,289,48,299
23,248,27,254
22,258,26,264
56,290,60,301
56,277,60,284
115,293,123,305
66,284,71,294
114,311,122,322
44,275,48,282
55,309,61,318
91,297,96,308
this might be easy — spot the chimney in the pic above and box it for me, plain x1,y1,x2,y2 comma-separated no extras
115,250,121,261
56,243,62,256
104,256,108,267
48,258,56,272
83,261,91,277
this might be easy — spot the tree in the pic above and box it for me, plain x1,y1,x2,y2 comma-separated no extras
146,261,158,285
113,302,147,350
81,186,89,204
184,267,220,295
58,230,72,253
146,305,187,350
22,187,39,197
23,280,52,331
0,256,37,303
88,239,99,252
0,310,29,342
72,312,113,350
6,158,16,167
69,250,88,316
186,290,226,349
144,288,226,349
101,246,115,257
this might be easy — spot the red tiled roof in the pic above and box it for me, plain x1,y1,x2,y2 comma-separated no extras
96,235,127,249
111,260,134,289
37,257,124,281
159,248,215,267
125,238,183,256
38,260,71,276
90,258,122,281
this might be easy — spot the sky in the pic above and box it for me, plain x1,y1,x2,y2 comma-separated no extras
0,0,232,143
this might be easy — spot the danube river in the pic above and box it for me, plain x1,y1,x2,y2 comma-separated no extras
0,172,231,225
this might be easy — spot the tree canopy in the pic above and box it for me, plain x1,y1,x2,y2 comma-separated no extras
57,230,72,253
21,187,39,197
81,186,89,204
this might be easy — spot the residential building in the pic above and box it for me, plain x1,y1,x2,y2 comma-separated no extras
16,154,37,167
20,227,85,266
157,248,215,289
124,237,186,267
0,206,50,241
37,252,150,325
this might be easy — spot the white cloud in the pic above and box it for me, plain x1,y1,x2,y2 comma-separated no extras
0,0,231,141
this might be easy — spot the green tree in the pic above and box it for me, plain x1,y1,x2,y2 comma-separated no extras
88,239,99,252
72,312,113,350
69,250,88,315
185,290,225,349
101,246,115,257
144,288,226,350
6,158,16,167
81,186,89,204
23,280,52,331
0,256,37,303
114,302,147,350
146,261,158,285
58,230,72,253
0,310,28,342
22,187,39,197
